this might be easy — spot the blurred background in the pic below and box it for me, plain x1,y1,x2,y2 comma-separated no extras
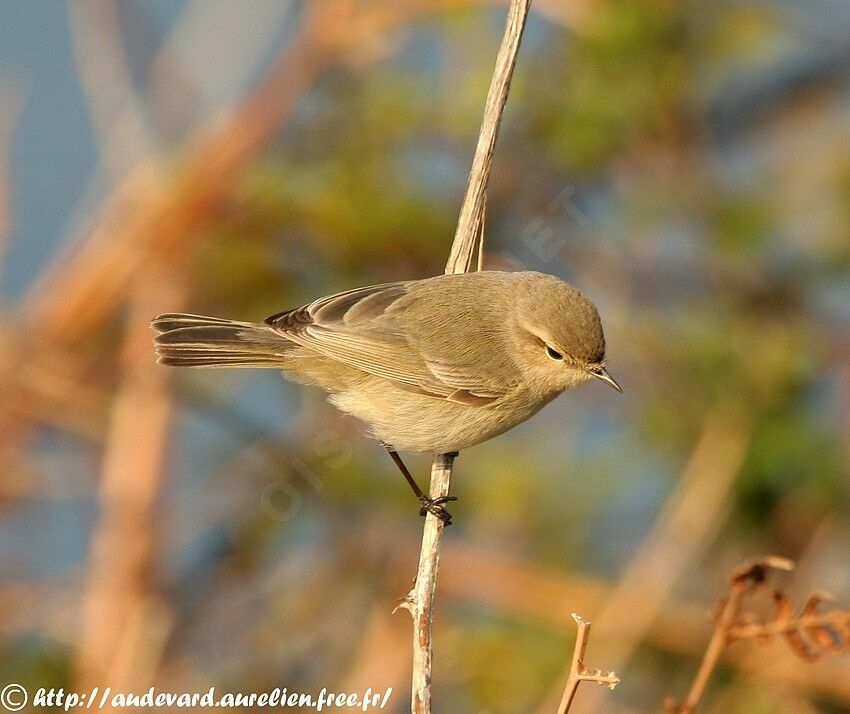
0,1,849,712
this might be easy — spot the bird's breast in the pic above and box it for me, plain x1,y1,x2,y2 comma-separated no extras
330,379,557,454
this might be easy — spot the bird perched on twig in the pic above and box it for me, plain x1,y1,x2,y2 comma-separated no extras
152,270,620,524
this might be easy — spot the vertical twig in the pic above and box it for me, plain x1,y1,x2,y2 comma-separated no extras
557,614,619,714
399,2,531,713
666,557,795,714
398,453,456,713
446,1,530,275
669,581,748,714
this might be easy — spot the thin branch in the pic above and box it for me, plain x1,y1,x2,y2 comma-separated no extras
557,614,620,714
476,197,487,271
665,556,796,714
446,0,530,275
727,607,850,645
354,523,850,706
396,453,456,713
401,2,531,713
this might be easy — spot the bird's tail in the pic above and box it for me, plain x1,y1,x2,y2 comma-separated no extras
151,313,293,368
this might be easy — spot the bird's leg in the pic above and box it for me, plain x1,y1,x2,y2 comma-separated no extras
384,446,458,525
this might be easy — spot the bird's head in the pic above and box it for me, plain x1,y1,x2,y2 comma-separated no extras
508,272,620,395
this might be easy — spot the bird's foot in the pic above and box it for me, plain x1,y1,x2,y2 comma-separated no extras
418,495,458,525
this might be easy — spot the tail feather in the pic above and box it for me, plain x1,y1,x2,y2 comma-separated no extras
152,313,293,368
155,325,267,346
152,313,247,333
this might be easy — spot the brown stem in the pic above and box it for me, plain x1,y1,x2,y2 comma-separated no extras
397,453,456,712
557,614,620,713
727,610,850,642
671,582,748,714
400,2,531,712
667,557,795,714
446,0,530,275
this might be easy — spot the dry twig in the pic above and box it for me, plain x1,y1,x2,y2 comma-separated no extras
397,2,530,712
727,593,850,657
666,555,850,714
557,614,619,713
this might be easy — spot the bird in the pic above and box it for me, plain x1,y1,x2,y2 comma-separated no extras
152,270,620,524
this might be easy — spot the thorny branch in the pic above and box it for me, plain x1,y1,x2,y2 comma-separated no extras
666,556,850,714
398,2,531,713
727,593,850,656
557,614,619,714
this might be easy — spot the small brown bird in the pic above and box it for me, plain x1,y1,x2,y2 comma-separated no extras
152,270,619,523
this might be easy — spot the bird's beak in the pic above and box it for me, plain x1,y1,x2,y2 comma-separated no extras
590,366,622,393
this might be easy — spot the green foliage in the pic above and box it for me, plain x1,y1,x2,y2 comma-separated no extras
707,190,776,252
525,0,692,172
737,406,846,528
0,638,70,695
448,614,567,713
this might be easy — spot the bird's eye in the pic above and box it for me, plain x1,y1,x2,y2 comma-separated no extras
545,345,564,361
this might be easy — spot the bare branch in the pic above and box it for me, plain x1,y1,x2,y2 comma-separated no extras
726,598,850,653
446,0,530,274
661,555,850,714
397,453,456,713
557,614,619,714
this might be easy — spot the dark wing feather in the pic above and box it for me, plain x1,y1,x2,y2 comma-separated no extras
265,282,510,404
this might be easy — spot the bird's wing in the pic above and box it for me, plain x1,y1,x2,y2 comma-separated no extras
265,282,515,405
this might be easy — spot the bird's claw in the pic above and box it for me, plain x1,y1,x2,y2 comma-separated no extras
418,495,458,525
